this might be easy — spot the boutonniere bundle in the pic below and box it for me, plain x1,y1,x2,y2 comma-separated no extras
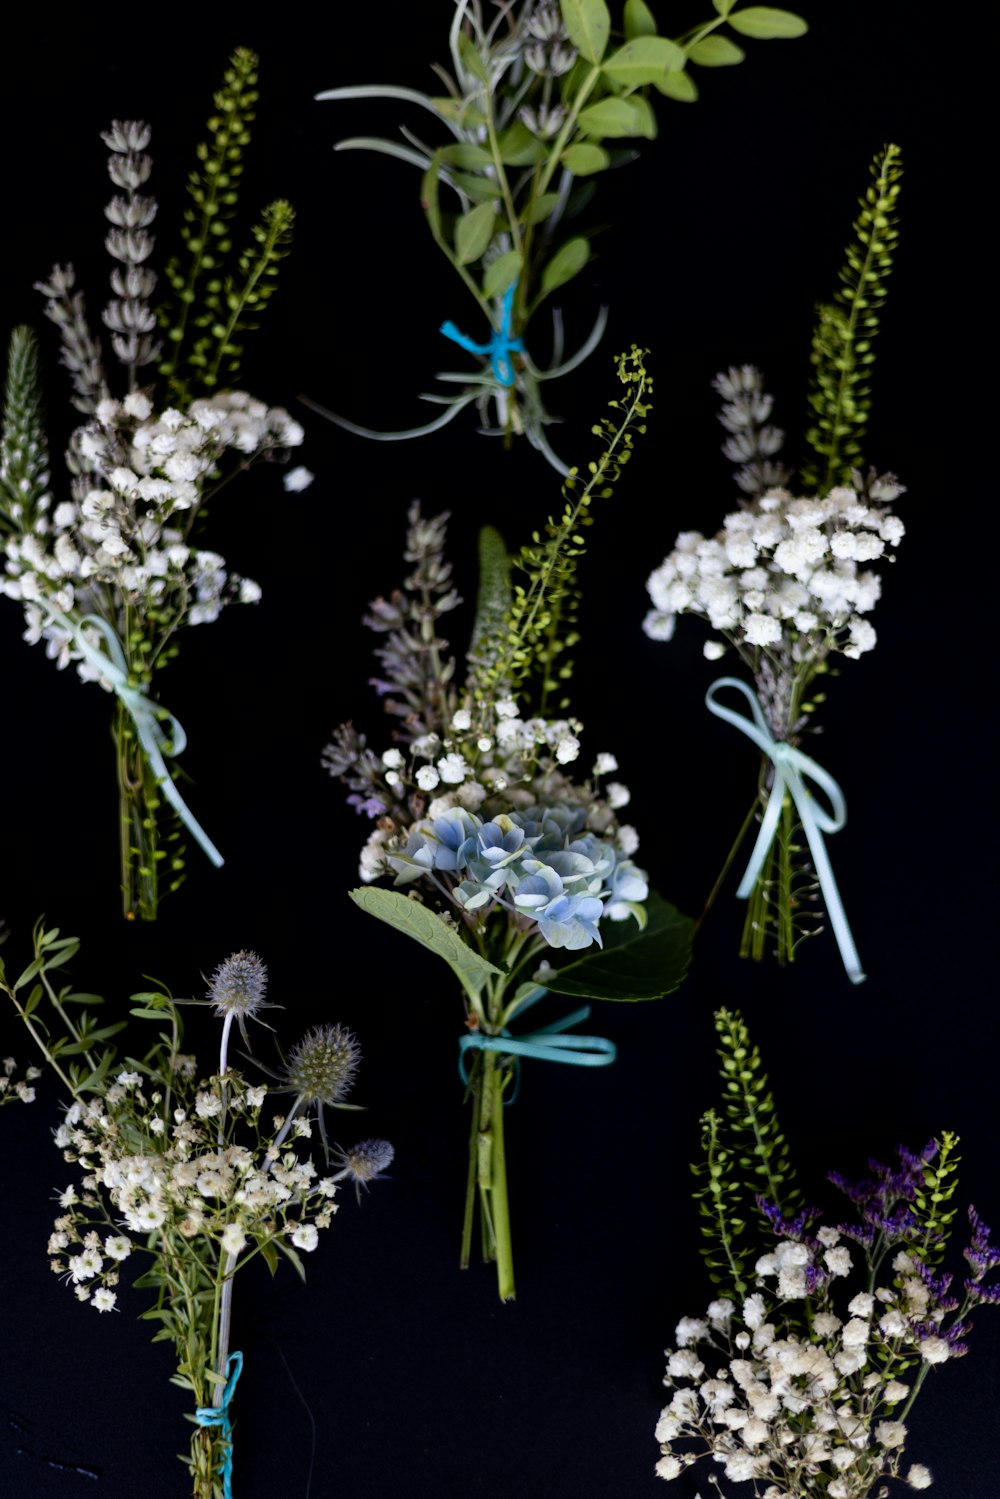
654,1010,998,1496
313,0,806,471
325,349,691,1299
1,926,391,1499
643,145,905,981
0,50,308,922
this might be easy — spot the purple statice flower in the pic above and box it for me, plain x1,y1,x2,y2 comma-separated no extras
964,1207,1000,1282
347,793,387,818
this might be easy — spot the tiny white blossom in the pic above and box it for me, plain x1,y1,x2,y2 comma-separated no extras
92,1288,118,1313
906,1464,933,1490
290,1223,319,1252
283,466,314,492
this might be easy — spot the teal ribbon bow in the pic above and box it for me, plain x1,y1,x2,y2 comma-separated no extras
194,1351,243,1499
458,985,616,1103
38,602,224,868
440,281,524,387
706,676,865,985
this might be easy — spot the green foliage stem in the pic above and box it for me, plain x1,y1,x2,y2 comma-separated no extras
912,1131,961,1270
803,143,903,491
691,1108,751,1296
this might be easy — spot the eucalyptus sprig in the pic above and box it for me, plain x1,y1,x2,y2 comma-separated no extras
313,0,806,470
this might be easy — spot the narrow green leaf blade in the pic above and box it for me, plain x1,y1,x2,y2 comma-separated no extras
727,7,808,38
542,891,693,1001
348,887,504,1002
560,0,611,63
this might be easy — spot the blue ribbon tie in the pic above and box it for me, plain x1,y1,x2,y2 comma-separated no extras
458,986,616,1103
38,602,224,868
194,1351,243,1499
440,280,524,387
705,676,865,985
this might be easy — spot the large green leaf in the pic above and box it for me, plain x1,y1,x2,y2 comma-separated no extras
456,203,496,264
349,887,503,1002
543,891,692,1001
560,0,611,63
727,7,808,37
539,236,591,299
623,0,656,38
602,36,685,87
578,96,652,139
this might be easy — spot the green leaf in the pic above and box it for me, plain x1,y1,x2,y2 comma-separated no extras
14,957,44,989
539,236,591,299
496,122,546,166
523,191,562,226
457,32,489,81
440,142,494,169
578,96,652,138
623,0,657,38
687,35,746,65
561,142,610,176
712,0,737,12
560,0,611,63
543,891,692,1001
727,7,808,38
274,1235,308,1282
23,984,43,1018
348,888,504,1003
421,152,443,239
259,1237,280,1276
455,203,496,265
483,250,522,299
602,36,685,86
654,68,699,102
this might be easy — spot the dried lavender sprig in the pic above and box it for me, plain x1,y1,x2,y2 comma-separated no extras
101,120,159,385
713,364,791,497
33,265,107,415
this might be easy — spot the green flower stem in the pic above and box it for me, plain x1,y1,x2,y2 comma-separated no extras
740,789,796,965
459,1060,482,1271
116,699,162,922
474,1045,515,1301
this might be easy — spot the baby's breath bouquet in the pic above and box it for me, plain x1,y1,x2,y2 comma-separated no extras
313,0,806,471
0,50,307,922
654,1011,999,1497
1,925,391,1499
326,349,691,1300
643,145,905,981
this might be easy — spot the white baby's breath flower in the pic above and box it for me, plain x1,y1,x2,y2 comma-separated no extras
290,1222,319,1252
282,465,314,492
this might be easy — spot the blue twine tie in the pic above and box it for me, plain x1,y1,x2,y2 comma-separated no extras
458,985,616,1104
440,281,524,386
37,602,224,868
194,1351,243,1499
706,676,865,984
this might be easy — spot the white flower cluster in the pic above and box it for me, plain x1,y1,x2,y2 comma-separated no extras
358,700,639,885
644,484,904,664
0,1055,41,1107
1,389,304,678
49,1068,339,1314
655,1231,944,1495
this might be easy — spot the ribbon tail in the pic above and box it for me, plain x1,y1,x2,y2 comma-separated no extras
440,321,489,357
796,800,866,985
735,769,787,900
135,719,225,869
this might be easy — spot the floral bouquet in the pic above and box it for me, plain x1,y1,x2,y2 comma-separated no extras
654,1010,999,1496
643,145,905,981
325,349,691,1299
311,0,806,471
1,924,391,1499
0,50,307,921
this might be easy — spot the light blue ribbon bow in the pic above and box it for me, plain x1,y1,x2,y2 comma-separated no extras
458,985,616,1103
38,602,224,868
194,1351,243,1499
705,676,865,985
440,281,524,387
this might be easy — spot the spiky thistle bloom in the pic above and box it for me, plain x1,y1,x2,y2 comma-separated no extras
331,1138,395,1202
274,1024,363,1155
206,950,274,1048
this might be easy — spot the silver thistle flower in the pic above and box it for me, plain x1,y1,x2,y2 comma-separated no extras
206,950,276,1047
331,1138,395,1201
284,1024,361,1106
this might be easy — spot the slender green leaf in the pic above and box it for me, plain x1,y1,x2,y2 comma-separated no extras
602,36,685,86
560,0,611,62
23,984,43,1018
14,958,44,989
421,152,443,238
688,35,746,65
561,142,610,176
260,1238,280,1276
654,68,699,101
440,142,494,168
577,96,651,138
483,250,522,299
349,888,503,1002
623,0,657,38
456,203,496,264
539,237,591,299
727,7,808,38
543,891,692,1001
274,1235,308,1282
458,32,489,82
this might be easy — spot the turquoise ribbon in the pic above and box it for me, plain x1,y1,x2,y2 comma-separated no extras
706,676,865,985
194,1352,243,1499
458,985,616,1103
440,281,524,387
37,602,224,868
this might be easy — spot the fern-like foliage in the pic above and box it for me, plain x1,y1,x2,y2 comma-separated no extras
158,49,293,402
911,1131,962,1270
802,143,903,491
468,346,651,710
691,1009,800,1298
467,525,511,679
0,326,49,530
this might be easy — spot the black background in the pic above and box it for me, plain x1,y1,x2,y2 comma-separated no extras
2,5,996,1498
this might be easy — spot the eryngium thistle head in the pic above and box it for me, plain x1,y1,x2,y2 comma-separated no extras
208,950,268,1017
285,1024,360,1105
333,1138,394,1201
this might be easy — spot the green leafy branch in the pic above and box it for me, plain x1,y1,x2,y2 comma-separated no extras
911,1131,962,1270
803,142,903,490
